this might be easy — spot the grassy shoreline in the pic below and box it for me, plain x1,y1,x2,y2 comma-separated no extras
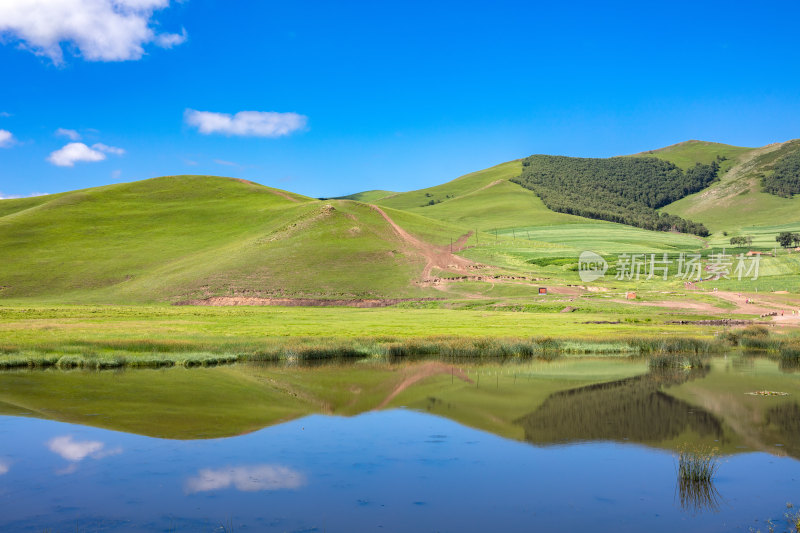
1,304,796,369
0,334,719,369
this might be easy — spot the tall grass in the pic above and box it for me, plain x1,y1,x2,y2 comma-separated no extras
678,445,720,482
676,445,721,514
0,332,765,370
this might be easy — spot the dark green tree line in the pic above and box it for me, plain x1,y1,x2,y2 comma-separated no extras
762,147,800,197
511,155,716,236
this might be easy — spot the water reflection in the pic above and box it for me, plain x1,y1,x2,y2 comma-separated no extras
0,356,799,532
764,402,800,457
677,475,721,515
185,464,306,494
516,369,725,446
46,435,122,474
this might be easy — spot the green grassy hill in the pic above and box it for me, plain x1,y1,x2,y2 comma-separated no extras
332,189,397,203
375,160,588,230
0,175,470,303
662,140,800,233
3,139,798,304
634,140,754,170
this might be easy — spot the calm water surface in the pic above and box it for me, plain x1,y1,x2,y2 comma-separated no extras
0,356,798,532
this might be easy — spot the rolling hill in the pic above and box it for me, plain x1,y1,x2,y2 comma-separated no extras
2,138,799,304
661,140,800,233
0,175,474,303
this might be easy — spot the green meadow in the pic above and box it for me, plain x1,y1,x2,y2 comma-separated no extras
1,138,799,370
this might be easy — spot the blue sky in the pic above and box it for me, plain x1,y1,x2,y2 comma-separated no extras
1,0,800,199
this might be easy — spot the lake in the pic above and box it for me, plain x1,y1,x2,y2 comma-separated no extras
0,355,798,532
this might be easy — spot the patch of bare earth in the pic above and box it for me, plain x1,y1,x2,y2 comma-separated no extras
369,205,477,284
175,297,438,308
610,290,800,324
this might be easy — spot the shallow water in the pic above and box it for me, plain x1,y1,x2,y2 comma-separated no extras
0,356,798,532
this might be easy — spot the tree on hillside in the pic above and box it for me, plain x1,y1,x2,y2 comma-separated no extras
729,236,752,246
511,155,716,236
776,231,800,248
762,146,800,197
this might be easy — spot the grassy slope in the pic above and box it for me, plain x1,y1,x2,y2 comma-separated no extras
634,140,754,170
0,176,467,303
661,140,800,233
375,160,707,258
3,139,798,305
333,190,397,202
376,160,585,230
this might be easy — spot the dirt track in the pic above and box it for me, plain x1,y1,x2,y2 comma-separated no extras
611,290,800,323
370,204,475,281
376,361,472,409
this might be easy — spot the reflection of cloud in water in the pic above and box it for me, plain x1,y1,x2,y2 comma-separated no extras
46,435,122,470
0,460,9,475
185,465,306,494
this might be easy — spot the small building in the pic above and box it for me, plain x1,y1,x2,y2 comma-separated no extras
538,287,548,295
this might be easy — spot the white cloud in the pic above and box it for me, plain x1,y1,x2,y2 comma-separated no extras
185,464,306,494
154,27,187,48
47,142,105,166
0,129,15,147
185,109,308,138
47,435,122,470
0,460,9,475
47,435,103,461
47,141,124,166
92,142,125,155
0,0,186,64
0,191,48,200
213,159,238,167
111,169,122,179
55,128,81,140
0,112,11,118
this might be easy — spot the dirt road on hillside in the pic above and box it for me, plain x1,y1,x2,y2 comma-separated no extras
611,290,800,323
370,204,475,281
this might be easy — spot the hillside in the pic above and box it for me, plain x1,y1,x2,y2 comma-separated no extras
634,140,755,170
3,139,799,304
662,140,800,233
332,190,397,203
511,155,715,235
376,161,589,229
0,175,472,303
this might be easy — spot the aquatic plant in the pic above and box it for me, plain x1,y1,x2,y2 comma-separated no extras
676,445,721,514
678,445,720,482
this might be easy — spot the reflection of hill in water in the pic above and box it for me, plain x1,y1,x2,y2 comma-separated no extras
765,402,800,457
516,370,725,446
